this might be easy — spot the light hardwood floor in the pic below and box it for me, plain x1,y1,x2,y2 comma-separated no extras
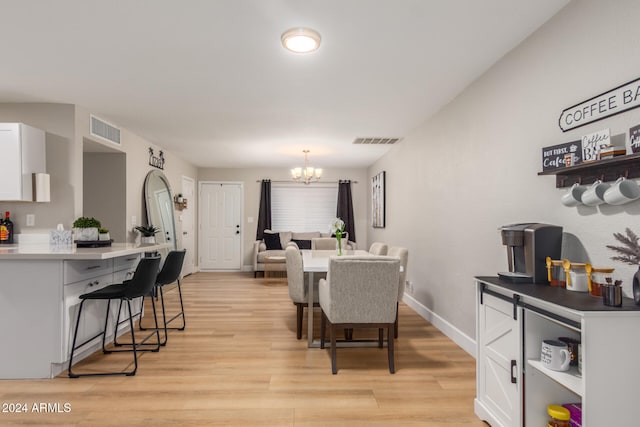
0,272,487,426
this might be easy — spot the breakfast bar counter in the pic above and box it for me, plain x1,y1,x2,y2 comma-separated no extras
0,242,167,379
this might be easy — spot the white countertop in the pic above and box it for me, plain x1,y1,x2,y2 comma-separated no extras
0,242,170,260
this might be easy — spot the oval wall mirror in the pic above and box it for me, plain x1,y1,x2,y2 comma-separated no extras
144,170,177,253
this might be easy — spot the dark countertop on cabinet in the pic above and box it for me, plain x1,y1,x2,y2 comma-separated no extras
476,276,640,312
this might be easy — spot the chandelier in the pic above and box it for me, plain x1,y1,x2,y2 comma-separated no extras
291,150,322,184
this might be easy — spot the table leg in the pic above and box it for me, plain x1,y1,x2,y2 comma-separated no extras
307,271,314,347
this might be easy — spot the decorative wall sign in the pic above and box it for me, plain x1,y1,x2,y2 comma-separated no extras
542,141,582,171
371,171,385,228
581,128,610,162
559,76,640,131
148,147,165,170
630,124,640,153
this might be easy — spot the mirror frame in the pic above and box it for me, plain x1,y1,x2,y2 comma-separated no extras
143,170,177,251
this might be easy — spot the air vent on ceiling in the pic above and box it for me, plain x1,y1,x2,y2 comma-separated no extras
353,137,401,145
90,115,121,145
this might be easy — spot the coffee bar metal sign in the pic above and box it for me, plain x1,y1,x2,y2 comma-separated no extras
559,76,640,132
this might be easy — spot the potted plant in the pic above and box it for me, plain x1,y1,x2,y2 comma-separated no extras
135,224,160,244
606,227,640,305
72,217,102,241
98,228,110,241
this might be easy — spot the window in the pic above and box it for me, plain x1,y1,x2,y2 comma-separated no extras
271,183,337,232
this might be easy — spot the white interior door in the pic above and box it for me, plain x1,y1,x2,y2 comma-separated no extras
199,182,242,270
181,176,195,275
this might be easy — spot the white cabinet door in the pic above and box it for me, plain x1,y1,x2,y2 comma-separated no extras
0,123,46,201
476,291,522,427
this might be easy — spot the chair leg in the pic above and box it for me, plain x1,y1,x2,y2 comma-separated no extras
378,328,384,348
296,303,303,340
388,324,395,374
394,303,399,338
112,296,161,352
320,310,326,349
330,323,337,374
161,279,187,331
68,298,139,378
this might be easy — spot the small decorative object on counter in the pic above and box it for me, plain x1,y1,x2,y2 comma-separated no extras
135,224,159,244
589,267,614,297
606,227,640,304
0,211,13,244
98,228,110,241
72,216,101,241
50,224,72,246
547,404,571,427
329,217,345,256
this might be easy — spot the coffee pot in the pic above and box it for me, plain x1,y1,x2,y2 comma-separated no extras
498,223,563,283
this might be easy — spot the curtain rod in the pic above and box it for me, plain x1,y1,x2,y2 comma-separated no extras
256,180,358,184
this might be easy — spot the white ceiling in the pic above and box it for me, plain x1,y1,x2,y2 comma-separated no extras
0,0,569,169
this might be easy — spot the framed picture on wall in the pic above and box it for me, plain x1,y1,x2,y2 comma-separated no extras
372,171,385,228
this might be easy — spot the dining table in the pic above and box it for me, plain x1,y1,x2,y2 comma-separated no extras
301,249,372,348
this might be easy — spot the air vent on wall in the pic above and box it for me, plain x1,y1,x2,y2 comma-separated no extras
90,115,121,145
353,137,401,145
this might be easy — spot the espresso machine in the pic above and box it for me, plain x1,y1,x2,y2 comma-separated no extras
498,223,563,283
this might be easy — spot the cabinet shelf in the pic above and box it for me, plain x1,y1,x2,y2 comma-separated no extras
527,359,583,397
538,152,640,188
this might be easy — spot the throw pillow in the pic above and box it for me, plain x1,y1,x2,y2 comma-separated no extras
263,232,282,250
291,239,311,250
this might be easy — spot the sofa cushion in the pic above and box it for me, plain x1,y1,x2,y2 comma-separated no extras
291,239,311,249
263,232,282,250
257,250,287,263
292,231,321,240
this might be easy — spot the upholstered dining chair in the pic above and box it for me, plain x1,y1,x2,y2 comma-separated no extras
387,246,408,338
319,256,400,374
368,242,388,255
285,245,319,339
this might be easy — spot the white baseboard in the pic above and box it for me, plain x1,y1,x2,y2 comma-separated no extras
402,293,476,358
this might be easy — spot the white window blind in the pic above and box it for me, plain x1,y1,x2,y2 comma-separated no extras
271,183,338,232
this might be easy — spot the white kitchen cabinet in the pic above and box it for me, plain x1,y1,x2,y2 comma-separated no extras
0,244,159,379
475,277,640,426
475,290,522,427
0,122,47,201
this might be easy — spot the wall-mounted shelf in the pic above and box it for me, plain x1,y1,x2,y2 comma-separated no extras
538,152,640,188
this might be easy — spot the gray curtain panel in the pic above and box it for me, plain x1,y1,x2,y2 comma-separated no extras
337,180,356,243
256,179,272,240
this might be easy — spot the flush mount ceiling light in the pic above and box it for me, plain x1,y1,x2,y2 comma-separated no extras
291,150,322,184
281,27,321,53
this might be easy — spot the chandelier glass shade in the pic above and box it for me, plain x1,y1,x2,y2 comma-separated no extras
291,150,322,184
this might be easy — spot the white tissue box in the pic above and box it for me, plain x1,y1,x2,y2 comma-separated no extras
50,230,72,245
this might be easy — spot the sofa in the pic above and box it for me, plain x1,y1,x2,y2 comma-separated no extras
253,230,355,277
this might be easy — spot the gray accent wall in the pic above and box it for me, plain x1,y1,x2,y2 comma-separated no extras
369,0,640,343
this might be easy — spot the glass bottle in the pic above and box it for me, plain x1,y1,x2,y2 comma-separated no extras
547,404,570,427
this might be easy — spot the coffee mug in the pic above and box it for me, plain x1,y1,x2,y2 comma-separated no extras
603,177,640,205
558,337,580,366
541,339,571,371
581,180,610,206
561,183,586,207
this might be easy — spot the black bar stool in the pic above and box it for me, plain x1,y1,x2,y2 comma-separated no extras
68,256,161,378
139,250,187,345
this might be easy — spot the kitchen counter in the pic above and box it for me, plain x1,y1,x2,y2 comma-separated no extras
0,242,169,379
0,242,169,260
476,276,640,312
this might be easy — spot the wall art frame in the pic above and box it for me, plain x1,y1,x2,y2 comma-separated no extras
371,171,385,228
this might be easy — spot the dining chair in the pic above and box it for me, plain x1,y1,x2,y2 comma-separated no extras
319,256,400,374
138,250,187,346
387,246,408,338
68,256,161,378
285,245,320,339
368,242,388,255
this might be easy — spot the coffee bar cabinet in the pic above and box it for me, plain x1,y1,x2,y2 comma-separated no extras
475,277,640,426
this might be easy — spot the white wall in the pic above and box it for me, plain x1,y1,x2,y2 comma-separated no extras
198,167,368,268
0,104,197,245
369,0,640,342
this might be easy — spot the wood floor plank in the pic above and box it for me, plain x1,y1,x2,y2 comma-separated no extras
0,271,486,426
